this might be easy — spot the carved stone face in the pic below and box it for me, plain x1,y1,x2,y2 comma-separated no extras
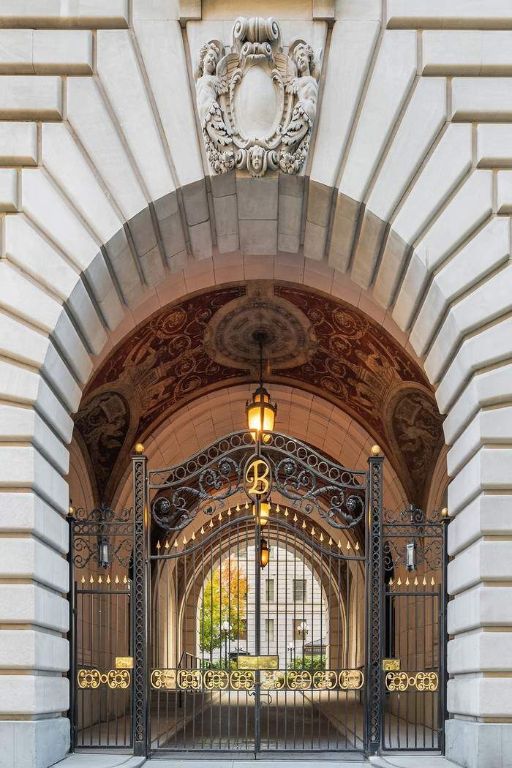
294,45,311,75
250,146,264,171
202,47,218,75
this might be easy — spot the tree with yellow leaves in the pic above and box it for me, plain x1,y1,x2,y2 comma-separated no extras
199,557,248,654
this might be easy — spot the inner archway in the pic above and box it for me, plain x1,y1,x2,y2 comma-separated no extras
72,280,445,515
68,276,447,757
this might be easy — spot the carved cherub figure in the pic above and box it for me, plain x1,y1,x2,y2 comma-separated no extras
279,41,319,174
195,41,235,174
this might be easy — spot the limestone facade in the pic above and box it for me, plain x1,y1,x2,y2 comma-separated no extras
0,1,512,767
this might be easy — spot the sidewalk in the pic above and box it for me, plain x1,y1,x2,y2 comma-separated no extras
54,754,459,768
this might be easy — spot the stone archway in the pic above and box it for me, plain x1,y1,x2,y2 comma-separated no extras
1,4,512,767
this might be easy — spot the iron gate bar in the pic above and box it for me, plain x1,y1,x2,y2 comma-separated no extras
440,517,448,753
365,452,384,755
68,511,76,750
132,450,148,756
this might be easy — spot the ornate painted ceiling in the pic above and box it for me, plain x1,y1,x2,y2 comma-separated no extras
74,281,444,507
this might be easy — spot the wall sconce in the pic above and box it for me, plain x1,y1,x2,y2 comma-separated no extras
406,541,416,572
97,503,110,569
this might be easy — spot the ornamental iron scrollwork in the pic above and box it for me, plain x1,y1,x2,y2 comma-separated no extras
71,503,133,570
286,670,312,690
384,537,443,573
149,668,363,691
230,670,255,690
149,430,367,533
385,672,438,692
312,670,337,690
382,504,445,573
77,669,131,690
177,670,203,690
204,670,230,690
339,669,364,690
151,669,177,690
261,670,286,690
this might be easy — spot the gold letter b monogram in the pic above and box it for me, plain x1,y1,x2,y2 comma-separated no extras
245,459,270,497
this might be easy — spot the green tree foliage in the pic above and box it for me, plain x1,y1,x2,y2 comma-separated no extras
199,558,248,654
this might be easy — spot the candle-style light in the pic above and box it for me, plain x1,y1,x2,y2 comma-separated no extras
260,538,270,568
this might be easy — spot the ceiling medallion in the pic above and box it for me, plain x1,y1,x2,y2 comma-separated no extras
195,16,321,177
203,283,317,373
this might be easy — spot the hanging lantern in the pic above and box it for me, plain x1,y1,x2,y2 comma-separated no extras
260,538,270,568
246,386,277,437
246,331,277,440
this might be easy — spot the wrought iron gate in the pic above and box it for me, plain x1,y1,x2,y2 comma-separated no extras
69,504,135,750
148,513,366,754
69,431,447,757
381,504,447,752
144,430,371,756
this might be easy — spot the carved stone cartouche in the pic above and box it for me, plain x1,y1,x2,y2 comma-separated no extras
195,17,320,178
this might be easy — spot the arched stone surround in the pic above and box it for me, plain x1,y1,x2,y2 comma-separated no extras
73,282,442,508
1,2,512,767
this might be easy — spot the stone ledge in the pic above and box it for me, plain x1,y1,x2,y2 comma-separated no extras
0,717,68,768
387,0,512,30
0,30,93,74
0,75,62,120
0,1,129,29
446,718,512,768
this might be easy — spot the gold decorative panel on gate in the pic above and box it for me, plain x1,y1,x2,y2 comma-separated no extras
150,668,364,692
77,668,131,689
384,671,439,692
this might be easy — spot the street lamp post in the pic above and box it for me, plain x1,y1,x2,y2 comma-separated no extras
298,621,309,668
221,620,231,669
287,642,295,669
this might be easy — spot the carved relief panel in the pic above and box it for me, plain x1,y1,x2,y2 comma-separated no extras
195,16,321,177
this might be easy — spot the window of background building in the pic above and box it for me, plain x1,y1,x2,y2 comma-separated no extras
293,578,306,602
265,618,275,642
266,578,275,601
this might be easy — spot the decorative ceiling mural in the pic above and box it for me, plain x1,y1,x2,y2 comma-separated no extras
75,282,444,506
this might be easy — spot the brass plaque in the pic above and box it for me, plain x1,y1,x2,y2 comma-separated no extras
115,656,134,669
382,658,400,672
237,655,279,670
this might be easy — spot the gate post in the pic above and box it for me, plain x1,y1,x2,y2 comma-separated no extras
132,445,148,756
67,507,76,752
366,447,384,755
